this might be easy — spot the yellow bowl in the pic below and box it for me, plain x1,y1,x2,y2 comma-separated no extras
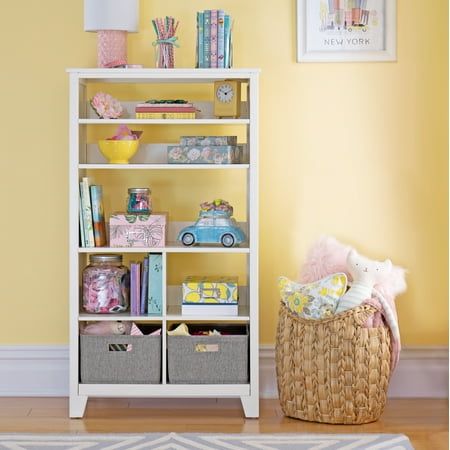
98,139,139,164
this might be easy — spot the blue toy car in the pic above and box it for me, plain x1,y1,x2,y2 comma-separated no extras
177,210,246,247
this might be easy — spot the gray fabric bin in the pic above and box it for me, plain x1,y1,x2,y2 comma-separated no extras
80,334,161,384
167,325,248,384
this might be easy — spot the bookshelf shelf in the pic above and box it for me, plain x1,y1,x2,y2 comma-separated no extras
79,164,250,170
68,68,259,419
79,118,250,125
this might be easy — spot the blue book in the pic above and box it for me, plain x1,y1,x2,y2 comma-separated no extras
148,253,163,315
217,10,225,68
197,12,205,68
140,256,149,315
203,10,211,68
224,15,231,68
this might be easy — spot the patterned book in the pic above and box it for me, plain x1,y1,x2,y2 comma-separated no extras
80,177,95,247
210,9,218,68
197,11,205,68
89,185,107,247
203,10,211,68
147,253,163,315
217,10,225,68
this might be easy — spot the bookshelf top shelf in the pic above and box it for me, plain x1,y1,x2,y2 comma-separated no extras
67,68,260,83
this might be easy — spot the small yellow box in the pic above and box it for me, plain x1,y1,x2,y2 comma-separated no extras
182,276,238,304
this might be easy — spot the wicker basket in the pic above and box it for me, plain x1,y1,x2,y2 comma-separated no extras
276,302,391,424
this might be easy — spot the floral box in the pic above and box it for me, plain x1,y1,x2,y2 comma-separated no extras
179,136,237,146
167,145,241,164
109,212,167,248
182,276,238,304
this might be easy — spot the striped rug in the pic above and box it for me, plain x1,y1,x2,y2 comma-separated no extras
0,432,414,449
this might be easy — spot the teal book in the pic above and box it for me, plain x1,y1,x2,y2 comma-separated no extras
217,10,225,68
203,10,211,68
224,15,231,68
89,185,107,247
147,253,163,315
197,12,205,68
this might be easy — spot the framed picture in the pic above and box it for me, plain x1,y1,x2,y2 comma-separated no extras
297,0,396,62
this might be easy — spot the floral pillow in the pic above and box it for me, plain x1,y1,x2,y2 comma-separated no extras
278,273,347,319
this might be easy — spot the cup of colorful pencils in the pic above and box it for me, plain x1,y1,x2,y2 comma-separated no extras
152,16,179,68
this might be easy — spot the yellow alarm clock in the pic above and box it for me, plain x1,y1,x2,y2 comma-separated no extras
213,80,241,118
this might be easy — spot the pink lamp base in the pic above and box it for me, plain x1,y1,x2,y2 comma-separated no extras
97,30,127,68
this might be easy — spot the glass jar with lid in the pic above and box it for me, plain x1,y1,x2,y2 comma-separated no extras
127,187,152,214
82,254,129,313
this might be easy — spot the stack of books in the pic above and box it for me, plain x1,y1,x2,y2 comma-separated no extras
196,10,232,68
130,253,163,316
79,177,106,248
135,101,197,119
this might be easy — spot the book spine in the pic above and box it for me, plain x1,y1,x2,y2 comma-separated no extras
197,12,204,68
217,10,225,68
78,185,85,247
203,10,211,68
140,256,149,315
210,9,218,68
136,112,196,119
148,253,163,315
224,15,231,68
81,177,95,247
89,185,107,247
130,262,141,316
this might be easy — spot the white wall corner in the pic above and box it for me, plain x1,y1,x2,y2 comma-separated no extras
0,345,447,398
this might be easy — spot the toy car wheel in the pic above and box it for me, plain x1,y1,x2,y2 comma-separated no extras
221,233,235,247
181,233,195,246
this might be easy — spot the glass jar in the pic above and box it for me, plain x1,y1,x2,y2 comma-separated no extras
82,254,129,313
127,188,152,214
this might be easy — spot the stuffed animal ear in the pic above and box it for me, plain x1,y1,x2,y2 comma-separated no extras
384,259,393,271
347,249,357,261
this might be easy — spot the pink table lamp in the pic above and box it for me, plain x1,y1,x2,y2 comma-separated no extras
84,0,139,68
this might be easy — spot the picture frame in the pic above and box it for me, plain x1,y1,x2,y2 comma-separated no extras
297,0,396,62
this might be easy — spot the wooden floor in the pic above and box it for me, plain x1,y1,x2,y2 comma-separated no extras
0,397,447,449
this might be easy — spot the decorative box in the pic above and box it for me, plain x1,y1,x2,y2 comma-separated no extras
182,276,238,304
167,145,241,164
180,136,238,146
109,212,167,248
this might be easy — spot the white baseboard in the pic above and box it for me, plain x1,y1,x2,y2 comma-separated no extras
0,345,447,398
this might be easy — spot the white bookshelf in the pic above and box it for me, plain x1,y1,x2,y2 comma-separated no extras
67,68,259,418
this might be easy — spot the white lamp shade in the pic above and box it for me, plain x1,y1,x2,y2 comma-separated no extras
84,0,139,32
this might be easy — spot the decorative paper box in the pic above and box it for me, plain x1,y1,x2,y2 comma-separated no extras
180,136,237,146
109,213,167,248
182,276,238,304
167,145,241,164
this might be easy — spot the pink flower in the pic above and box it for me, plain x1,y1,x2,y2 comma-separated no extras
90,92,123,119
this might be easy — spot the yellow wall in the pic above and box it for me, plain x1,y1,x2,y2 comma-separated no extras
0,0,447,345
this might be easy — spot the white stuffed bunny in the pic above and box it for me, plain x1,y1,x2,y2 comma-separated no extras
335,249,392,313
